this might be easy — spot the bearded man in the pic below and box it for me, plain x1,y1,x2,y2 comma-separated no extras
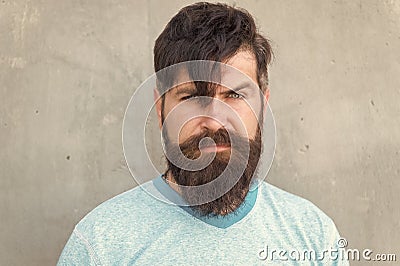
58,2,348,265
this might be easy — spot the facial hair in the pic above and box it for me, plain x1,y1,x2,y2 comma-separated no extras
164,127,262,217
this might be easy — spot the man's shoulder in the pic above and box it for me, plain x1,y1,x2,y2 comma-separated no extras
74,179,170,236
258,180,337,232
59,179,186,265
260,180,330,213
256,181,347,264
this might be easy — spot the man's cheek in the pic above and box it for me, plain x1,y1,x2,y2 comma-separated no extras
163,107,197,142
163,119,195,145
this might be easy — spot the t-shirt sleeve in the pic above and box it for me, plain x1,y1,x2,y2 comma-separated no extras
57,228,101,266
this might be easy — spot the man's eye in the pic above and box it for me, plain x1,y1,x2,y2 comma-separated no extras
227,92,244,99
180,95,198,101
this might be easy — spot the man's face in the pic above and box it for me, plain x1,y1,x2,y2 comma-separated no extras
158,50,267,145
155,50,269,216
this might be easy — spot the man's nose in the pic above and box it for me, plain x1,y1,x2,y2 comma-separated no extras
198,98,229,131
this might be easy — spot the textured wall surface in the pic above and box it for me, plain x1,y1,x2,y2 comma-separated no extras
1,0,399,265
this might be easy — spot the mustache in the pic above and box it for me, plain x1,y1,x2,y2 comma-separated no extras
178,128,248,154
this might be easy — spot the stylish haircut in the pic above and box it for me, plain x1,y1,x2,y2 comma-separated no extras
153,2,273,93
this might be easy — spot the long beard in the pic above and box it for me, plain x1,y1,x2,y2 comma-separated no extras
164,127,262,217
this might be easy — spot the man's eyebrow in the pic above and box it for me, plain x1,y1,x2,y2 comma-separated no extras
173,81,256,95
174,86,197,96
229,81,255,92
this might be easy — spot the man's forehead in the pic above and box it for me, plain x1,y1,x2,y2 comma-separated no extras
169,70,258,96
178,53,255,79
224,50,258,81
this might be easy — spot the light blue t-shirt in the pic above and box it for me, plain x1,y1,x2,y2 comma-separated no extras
58,176,349,265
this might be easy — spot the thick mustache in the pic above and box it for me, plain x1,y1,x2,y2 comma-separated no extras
179,128,236,152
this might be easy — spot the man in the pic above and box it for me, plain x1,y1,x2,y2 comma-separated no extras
58,2,348,265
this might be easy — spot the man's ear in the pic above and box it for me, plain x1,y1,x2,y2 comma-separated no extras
154,89,163,129
263,87,270,115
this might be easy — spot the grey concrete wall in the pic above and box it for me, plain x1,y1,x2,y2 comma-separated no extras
1,0,399,265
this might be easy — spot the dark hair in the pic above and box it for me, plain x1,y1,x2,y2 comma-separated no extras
153,2,273,92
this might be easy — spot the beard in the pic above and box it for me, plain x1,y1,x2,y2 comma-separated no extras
164,127,262,217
